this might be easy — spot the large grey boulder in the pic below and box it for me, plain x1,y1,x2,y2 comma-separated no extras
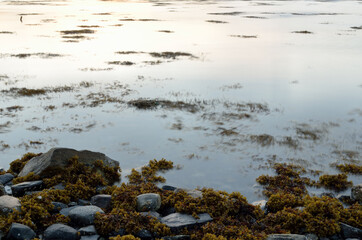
43,223,78,240
69,205,104,227
19,148,119,178
0,173,14,185
0,195,21,214
7,223,36,240
266,234,307,240
60,206,80,217
136,193,161,212
90,194,111,210
340,223,362,238
11,180,44,197
160,213,212,231
351,184,362,203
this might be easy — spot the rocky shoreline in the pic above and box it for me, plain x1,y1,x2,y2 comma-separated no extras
0,148,361,240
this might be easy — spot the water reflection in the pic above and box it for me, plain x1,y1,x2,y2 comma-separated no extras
0,0,361,202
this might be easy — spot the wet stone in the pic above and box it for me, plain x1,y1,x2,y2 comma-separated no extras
59,206,80,217
80,235,100,240
340,223,362,238
0,195,21,214
162,185,177,191
266,234,307,240
135,229,153,240
140,211,161,220
351,184,362,203
43,223,78,240
11,180,44,197
90,194,111,209
7,223,36,240
137,193,161,212
78,225,97,236
51,202,68,213
69,205,105,226
0,173,14,185
160,213,212,231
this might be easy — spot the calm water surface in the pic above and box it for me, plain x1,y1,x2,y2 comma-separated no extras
0,0,361,202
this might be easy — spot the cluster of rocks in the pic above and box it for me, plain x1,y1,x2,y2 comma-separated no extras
0,148,361,240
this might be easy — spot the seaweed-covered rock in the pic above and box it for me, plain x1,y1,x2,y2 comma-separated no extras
7,223,36,240
340,223,362,238
18,148,119,178
69,205,104,226
176,189,202,199
43,223,78,240
160,213,212,231
79,225,97,236
91,194,111,209
0,173,14,185
351,184,362,203
11,180,44,197
136,193,161,212
266,234,307,240
0,195,21,214
140,211,161,220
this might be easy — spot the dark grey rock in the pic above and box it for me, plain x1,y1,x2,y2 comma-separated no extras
160,213,212,231
0,184,5,196
305,233,318,240
79,225,97,236
162,235,191,240
135,229,153,240
91,194,111,209
137,193,161,212
69,205,104,227
7,223,36,240
0,173,14,185
266,234,307,240
11,180,44,197
140,211,161,220
329,234,342,240
340,222,362,238
0,195,21,214
60,206,80,217
78,199,91,206
160,207,176,217
69,202,78,207
19,148,119,178
162,185,177,191
80,235,99,240
110,228,125,237
43,223,78,240
351,184,362,203
52,202,68,213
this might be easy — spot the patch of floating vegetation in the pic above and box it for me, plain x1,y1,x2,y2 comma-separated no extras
335,163,362,175
243,16,267,19
77,25,101,28
291,12,340,16
157,30,174,33
128,99,200,113
292,30,313,34
60,29,95,34
8,53,64,59
208,11,244,16
118,18,160,22
351,25,362,30
107,61,135,66
0,31,14,34
230,35,257,38
205,20,228,24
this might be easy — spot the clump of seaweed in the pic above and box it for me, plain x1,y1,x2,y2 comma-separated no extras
292,30,313,34
107,61,135,66
128,99,199,113
318,173,352,191
149,52,196,59
335,163,362,174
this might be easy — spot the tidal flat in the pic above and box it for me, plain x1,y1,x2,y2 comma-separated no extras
0,0,361,203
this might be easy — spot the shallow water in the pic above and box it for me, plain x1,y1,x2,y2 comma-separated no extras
0,0,361,202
